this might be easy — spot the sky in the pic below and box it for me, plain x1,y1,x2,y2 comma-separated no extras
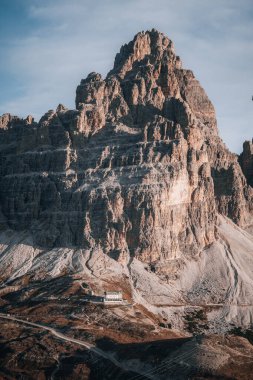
0,0,252,153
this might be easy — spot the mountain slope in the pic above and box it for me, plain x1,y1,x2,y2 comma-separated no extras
0,29,252,331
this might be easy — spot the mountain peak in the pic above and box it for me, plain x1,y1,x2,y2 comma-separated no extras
110,29,178,79
1,30,252,255
1,30,253,344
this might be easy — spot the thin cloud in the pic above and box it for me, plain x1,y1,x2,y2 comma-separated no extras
0,0,252,153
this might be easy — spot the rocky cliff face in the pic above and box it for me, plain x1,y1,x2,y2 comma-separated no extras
0,29,252,268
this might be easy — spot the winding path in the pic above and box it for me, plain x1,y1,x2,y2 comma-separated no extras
0,313,156,380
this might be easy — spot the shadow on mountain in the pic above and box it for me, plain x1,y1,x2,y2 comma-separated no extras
45,335,239,380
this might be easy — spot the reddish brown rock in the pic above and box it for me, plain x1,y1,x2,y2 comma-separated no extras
0,29,252,265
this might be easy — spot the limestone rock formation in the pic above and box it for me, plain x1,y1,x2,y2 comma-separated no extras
1,30,253,336
0,29,252,269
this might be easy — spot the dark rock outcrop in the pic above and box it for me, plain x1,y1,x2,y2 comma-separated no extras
239,139,253,187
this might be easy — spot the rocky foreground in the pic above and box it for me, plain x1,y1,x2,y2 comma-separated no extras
0,29,253,379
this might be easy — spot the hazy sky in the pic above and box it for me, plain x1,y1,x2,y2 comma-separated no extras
0,0,252,153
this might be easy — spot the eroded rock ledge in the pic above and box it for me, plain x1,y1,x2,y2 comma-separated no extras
0,29,252,266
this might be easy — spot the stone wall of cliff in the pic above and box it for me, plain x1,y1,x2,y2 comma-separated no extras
0,29,252,266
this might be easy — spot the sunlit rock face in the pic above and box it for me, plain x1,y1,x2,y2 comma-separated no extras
0,29,252,265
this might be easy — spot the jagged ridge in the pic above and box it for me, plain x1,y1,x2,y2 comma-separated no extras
0,29,252,269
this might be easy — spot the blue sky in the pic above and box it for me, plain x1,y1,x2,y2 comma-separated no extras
0,0,252,153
